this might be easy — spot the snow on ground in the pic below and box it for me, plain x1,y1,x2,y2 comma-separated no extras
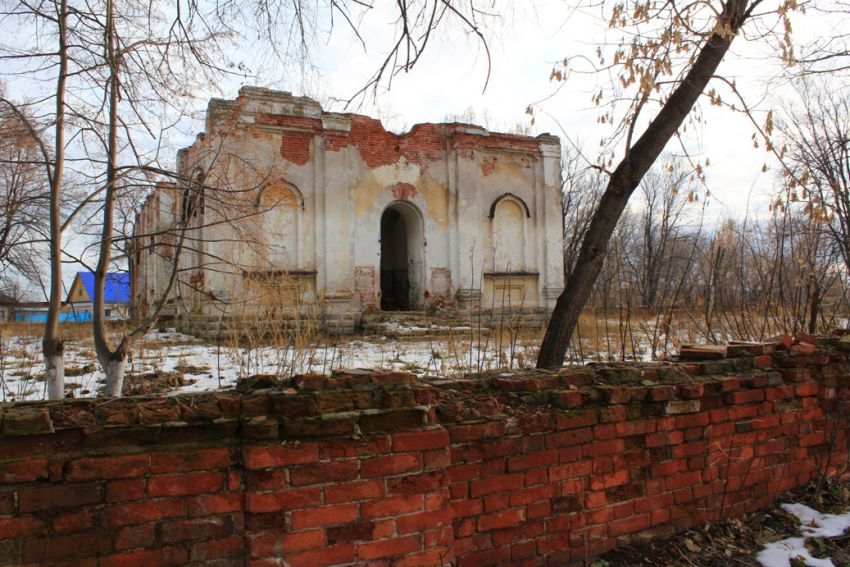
0,328,538,402
757,504,850,567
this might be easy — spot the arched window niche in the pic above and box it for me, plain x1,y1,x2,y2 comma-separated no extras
485,193,539,308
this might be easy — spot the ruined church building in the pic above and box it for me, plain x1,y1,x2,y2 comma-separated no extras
132,88,565,333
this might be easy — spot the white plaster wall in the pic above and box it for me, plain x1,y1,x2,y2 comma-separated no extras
162,89,565,318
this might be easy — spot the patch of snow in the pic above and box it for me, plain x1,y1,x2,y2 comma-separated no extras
757,503,850,567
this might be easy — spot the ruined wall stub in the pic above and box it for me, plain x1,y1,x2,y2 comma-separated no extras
133,87,565,327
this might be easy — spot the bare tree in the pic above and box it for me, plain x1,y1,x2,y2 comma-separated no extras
631,160,692,310
0,0,71,398
0,100,49,292
536,1,798,367
561,146,604,276
793,1,850,75
778,78,850,276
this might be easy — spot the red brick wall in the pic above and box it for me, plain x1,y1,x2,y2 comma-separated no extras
1,342,848,566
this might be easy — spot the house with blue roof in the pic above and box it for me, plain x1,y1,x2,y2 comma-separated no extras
66,272,131,322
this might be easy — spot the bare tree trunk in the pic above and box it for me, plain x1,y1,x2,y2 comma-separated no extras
102,347,128,396
93,0,128,394
43,0,68,399
807,274,820,335
537,0,752,368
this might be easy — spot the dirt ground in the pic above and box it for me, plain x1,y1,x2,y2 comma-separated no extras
597,478,850,566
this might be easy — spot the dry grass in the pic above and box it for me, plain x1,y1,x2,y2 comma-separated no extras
224,273,326,379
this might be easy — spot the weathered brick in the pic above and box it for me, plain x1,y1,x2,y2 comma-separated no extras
189,534,243,561
551,390,583,408
52,509,97,534
665,471,703,490
246,487,322,513
66,454,149,481
483,491,509,513
100,548,189,567
550,460,592,481
645,431,684,448
148,471,224,497
665,400,701,415
243,444,318,469
509,484,557,507
647,386,677,402
249,529,326,557
507,450,557,472
397,509,452,534
21,532,110,562
392,428,449,452
106,478,146,503
285,544,356,567
609,514,651,537
18,483,103,512
726,390,765,404
361,453,421,477
104,499,185,526
160,516,233,543
1,407,53,436
326,521,374,545
325,479,386,503
358,534,422,560
478,508,525,531
290,460,358,485
290,503,359,530
583,439,625,457
470,473,524,497
150,448,231,473
0,517,44,538
448,421,504,442
554,409,598,430
361,494,423,519
0,459,48,484
679,384,705,399
547,427,593,448
388,471,445,495
187,493,242,516
615,420,656,437
590,470,630,490
796,382,820,397
114,524,156,550
600,405,628,422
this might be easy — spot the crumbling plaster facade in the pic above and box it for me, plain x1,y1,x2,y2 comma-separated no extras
132,87,564,329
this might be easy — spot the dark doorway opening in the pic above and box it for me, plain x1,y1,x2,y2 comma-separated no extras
380,208,410,310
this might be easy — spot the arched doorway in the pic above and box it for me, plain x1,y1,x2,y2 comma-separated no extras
380,202,424,310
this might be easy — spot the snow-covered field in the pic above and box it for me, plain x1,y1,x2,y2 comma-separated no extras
0,328,538,402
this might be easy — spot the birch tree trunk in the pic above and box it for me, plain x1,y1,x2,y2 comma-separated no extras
43,0,69,399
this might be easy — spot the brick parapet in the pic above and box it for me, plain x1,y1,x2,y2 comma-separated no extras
1,338,848,566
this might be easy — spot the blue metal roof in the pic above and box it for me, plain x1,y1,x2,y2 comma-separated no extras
76,272,131,305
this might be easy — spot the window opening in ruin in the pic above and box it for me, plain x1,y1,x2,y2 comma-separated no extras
380,208,409,310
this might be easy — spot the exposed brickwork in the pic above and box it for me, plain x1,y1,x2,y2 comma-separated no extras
354,266,379,312
320,114,543,170
279,131,313,166
389,182,418,201
1,337,849,566
480,157,497,176
430,268,455,311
